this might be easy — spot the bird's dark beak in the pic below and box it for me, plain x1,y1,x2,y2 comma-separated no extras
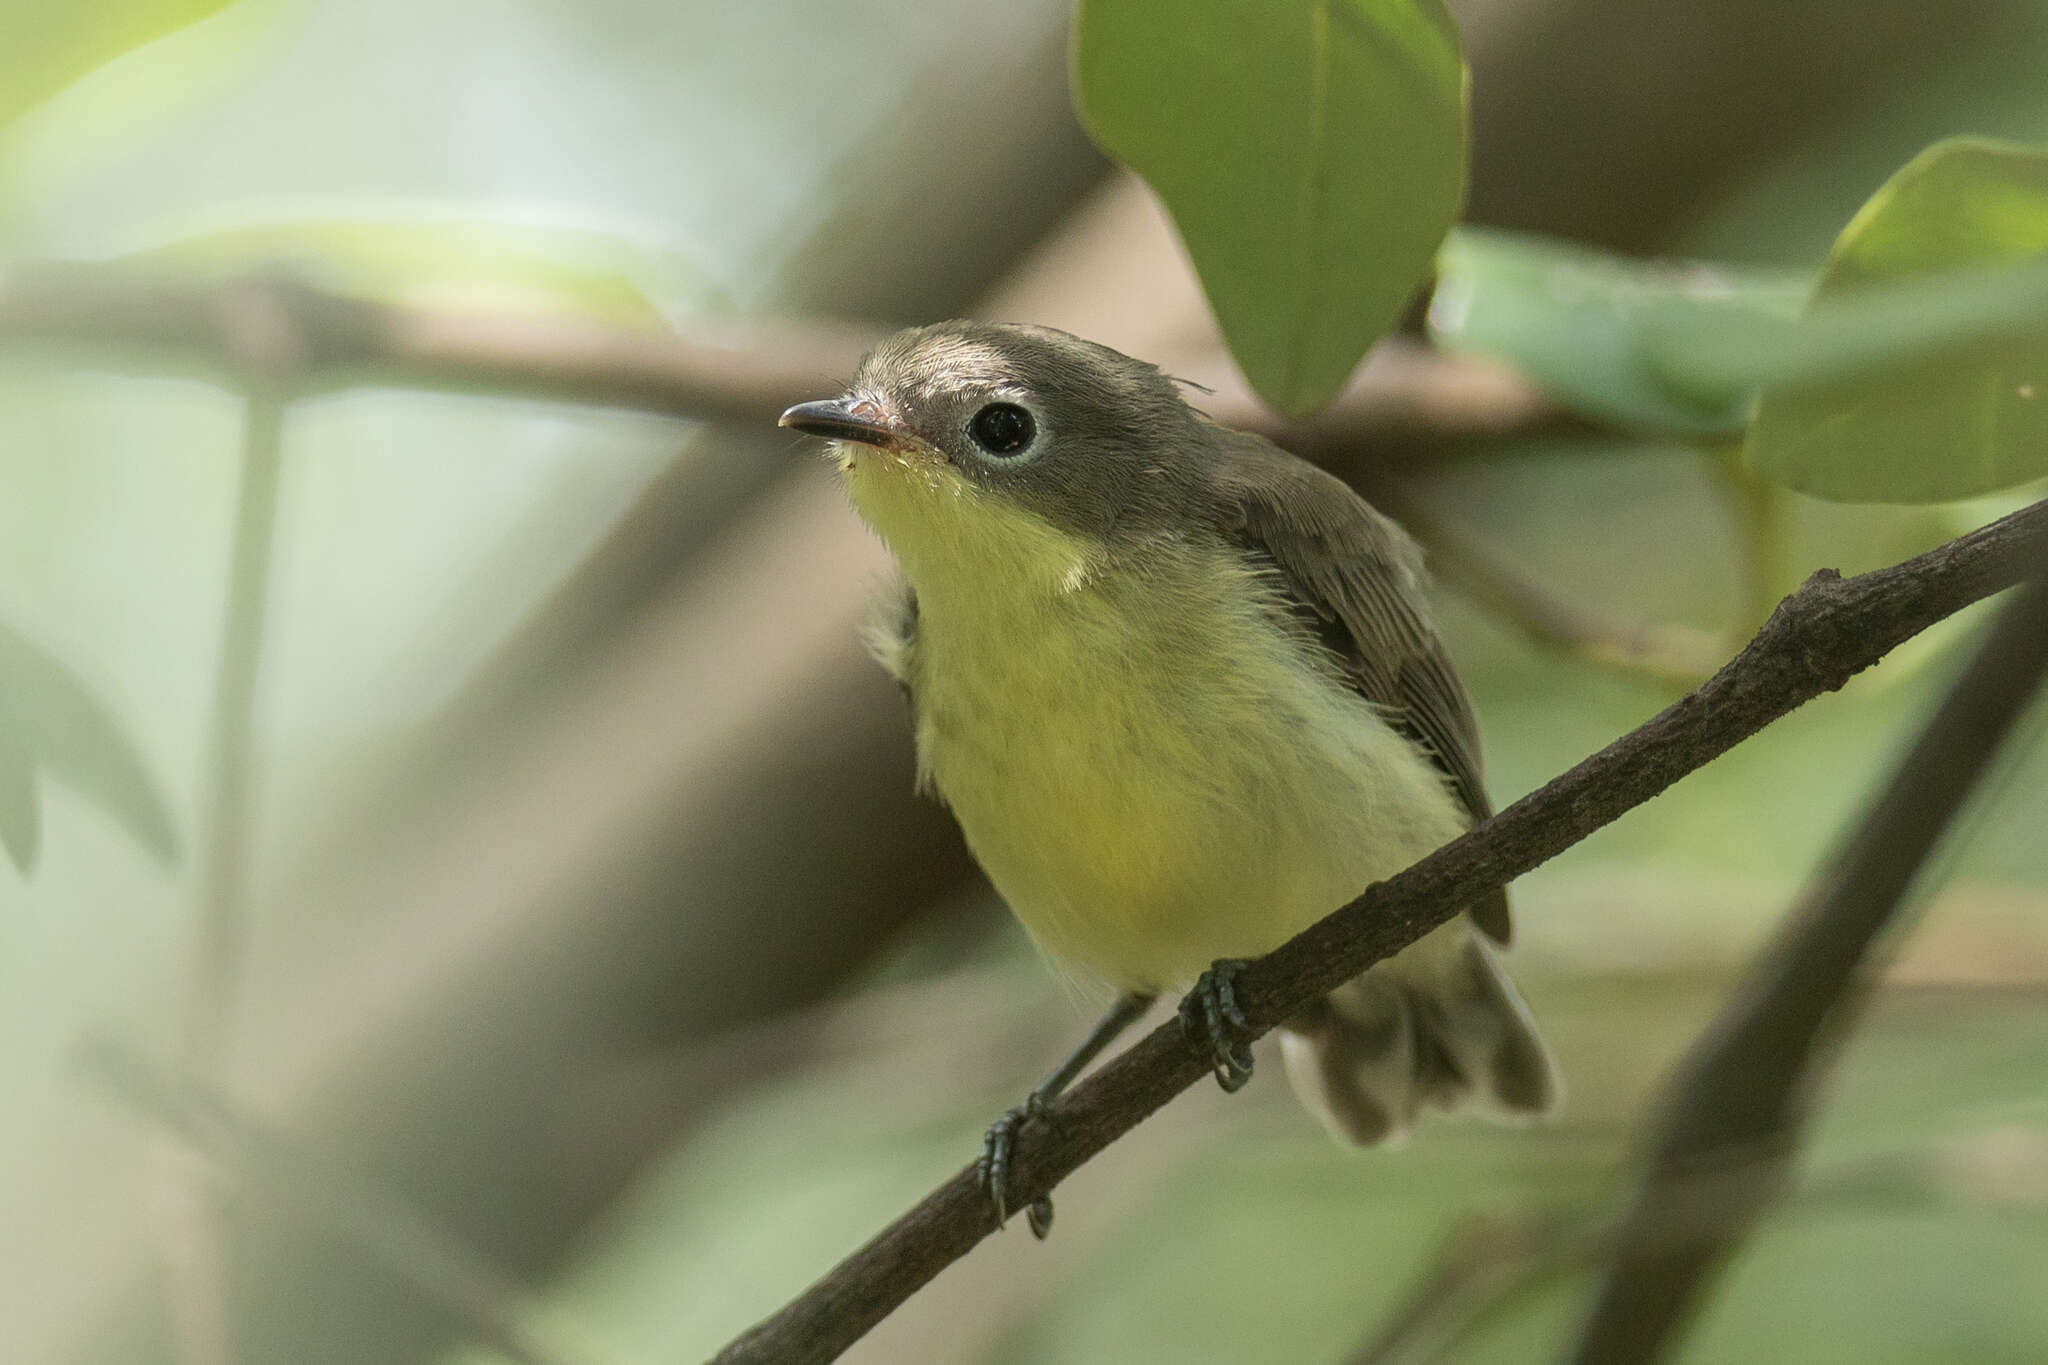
778,398,906,447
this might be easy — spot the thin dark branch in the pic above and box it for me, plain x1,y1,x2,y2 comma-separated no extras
1566,570,2048,1365
709,499,2048,1365
78,1040,589,1365
0,266,1557,447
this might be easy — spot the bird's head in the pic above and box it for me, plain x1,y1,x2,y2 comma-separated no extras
782,321,1208,592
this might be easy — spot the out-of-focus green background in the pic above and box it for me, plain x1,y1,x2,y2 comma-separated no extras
3,3,2045,1363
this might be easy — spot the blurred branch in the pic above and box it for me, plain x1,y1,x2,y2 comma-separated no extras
1351,1124,2048,1365
1567,570,2048,1365
1356,471,1727,687
165,358,291,1365
710,499,2048,1365
79,1040,589,1365
183,385,284,1073
0,266,868,423
0,266,1558,447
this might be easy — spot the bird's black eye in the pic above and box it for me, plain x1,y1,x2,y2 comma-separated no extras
968,402,1035,457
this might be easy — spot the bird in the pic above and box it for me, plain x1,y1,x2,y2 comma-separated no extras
781,321,1558,1237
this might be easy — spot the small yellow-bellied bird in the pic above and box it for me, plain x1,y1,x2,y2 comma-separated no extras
783,322,1557,1236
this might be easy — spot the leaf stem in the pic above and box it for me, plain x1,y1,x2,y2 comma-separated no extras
1704,443,1789,637
165,386,287,1365
184,389,284,1068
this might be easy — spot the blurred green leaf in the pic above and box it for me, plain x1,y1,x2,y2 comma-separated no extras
0,0,240,131
0,697,39,873
1074,0,1467,416
1429,229,1809,435
1643,258,2048,415
1746,137,2048,503
131,214,690,329
0,618,178,872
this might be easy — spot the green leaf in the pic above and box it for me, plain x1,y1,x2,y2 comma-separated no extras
1746,137,2048,503
0,0,240,131
0,698,39,874
0,619,179,871
1429,228,1809,435
1074,0,1468,417
129,214,692,330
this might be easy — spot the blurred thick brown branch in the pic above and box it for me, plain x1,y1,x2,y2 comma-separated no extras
710,495,2048,1365
0,266,1559,447
0,266,878,422
1569,570,2048,1364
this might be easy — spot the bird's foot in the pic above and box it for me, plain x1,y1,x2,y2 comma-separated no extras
979,1092,1057,1238
1179,958,1256,1093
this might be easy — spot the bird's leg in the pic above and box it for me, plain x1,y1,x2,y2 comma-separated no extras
980,992,1154,1239
1179,958,1256,1093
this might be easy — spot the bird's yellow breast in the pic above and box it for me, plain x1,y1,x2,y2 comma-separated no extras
847,467,1465,994
842,447,1468,991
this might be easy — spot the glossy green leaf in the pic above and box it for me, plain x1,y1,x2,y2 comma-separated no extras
0,0,239,131
0,698,38,874
0,619,178,871
1746,137,2048,503
131,214,690,329
1075,0,1468,416
1430,228,1809,435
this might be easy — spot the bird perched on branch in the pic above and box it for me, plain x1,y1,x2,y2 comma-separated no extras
783,322,1557,1237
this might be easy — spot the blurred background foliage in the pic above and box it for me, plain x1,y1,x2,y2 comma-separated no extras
2,2,2046,1365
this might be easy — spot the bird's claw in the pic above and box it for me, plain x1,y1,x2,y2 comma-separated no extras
1179,959,1256,1093
979,1093,1057,1238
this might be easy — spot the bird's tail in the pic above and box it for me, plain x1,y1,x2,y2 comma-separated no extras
1277,918,1558,1145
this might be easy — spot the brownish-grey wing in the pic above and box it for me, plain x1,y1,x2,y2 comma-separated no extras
1204,428,1510,943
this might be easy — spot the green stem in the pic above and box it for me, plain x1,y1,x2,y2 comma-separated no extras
183,390,285,1069
166,388,286,1365
1705,444,1789,636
